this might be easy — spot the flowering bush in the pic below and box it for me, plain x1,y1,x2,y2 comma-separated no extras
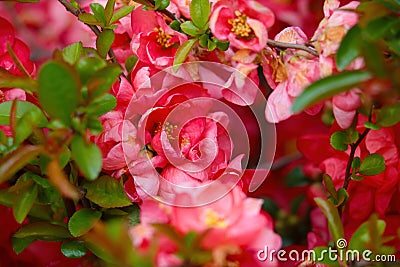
0,0,400,266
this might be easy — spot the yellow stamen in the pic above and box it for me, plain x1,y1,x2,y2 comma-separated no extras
228,11,254,39
203,208,227,229
154,27,174,48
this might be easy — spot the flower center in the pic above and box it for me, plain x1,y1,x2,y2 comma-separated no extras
203,208,227,229
154,27,174,49
0,91,6,103
228,11,254,39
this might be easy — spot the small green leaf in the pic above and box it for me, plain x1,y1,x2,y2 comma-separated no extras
330,131,348,151
336,188,349,206
87,64,122,101
336,25,362,71
323,174,338,202
190,0,210,29
87,117,103,135
71,136,102,181
104,0,116,25
61,240,88,258
62,42,83,65
285,166,310,187
363,121,381,130
85,94,117,116
78,13,103,26
364,16,400,40
351,174,364,181
12,237,35,254
15,108,48,145
0,100,47,126
13,183,39,223
352,157,361,170
68,208,102,237
173,38,198,72
169,20,181,31
0,68,38,92
181,21,202,36
90,3,106,24
207,38,217,51
376,103,400,127
96,29,115,58
349,216,386,251
313,246,341,266
362,41,386,78
314,197,344,243
199,34,208,48
155,0,170,10
125,55,138,73
76,56,107,84
292,70,372,113
14,222,72,240
38,61,80,125
84,176,132,208
110,6,135,24
359,153,386,176
215,39,229,51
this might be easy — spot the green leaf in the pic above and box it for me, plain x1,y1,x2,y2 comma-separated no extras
110,6,135,24
12,237,35,254
38,61,80,125
76,56,107,84
313,246,341,266
71,136,102,181
125,55,138,73
14,222,72,241
96,29,115,58
323,174,338,202
364,16,400,40
13,183,39,223
352,157,361,170
62,42,83,65
84,176,132,208
292,70,372,113
15,108,48,145
362,41,386,78
173,38,198,72
0,145,43,184
349,217,386,251
181,21,202,36
104,0,116,25
199,34,209,48
87,117,103,135
0,68,38,92
190,0,210,29
330,131,348,151
285,166,310,187
78,13,103,26
207,38,217,51
126,204,141,226
61,240,88,258
359,153,386,176
85,93,117,116
215,39,229,51
87,64,122,101
68,208,102,237
314,197,344,243
169,20,181,31
90,3,106,24
155,0,170,10
0,100,47,126
336,26,362,71
336,188,349,206
85,241,116,264
376,102,400,127
363,121,381,130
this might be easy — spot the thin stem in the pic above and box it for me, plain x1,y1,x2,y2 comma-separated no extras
267,39,319,57
57,0,119,64
343,128,370,190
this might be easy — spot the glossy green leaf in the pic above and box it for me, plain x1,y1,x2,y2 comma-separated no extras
96,29,115,58
14,222,72,240
349,217,386,251
181,21,202,36
336,25,362,71
85,93,117,116
314,197,344,243
336,188,349,206
78,13,103,26
61,240,88,258
12,237,35,254
0,100,47,126
207,38,217,51
155,0,170,10
68,208,102,237
84,176,132,208
362,41,386,78
330,131,348,151
15,108,48,145
364,16,400,40
292,71,372,113
110,6,135,24
104,0,116,24
62,42,83,65
76,56,107,84
363,121,381,130
352,157,361,170
376,102,400,127
169,20,181,31
0,145,43,184
13,183,38,223
215,39,229,51
323,174,338,202
90,3,106,24
85,241,116,264
173,38,198,72
359,153,386,176
125,55,138,73
199,34,208,48
71,136,102,181
38,61,80,125
0,68,38,92
87,64,122,101
190,0,210,29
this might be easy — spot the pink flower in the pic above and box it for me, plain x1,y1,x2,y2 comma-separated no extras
131,7,187,68
210,0,274,52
